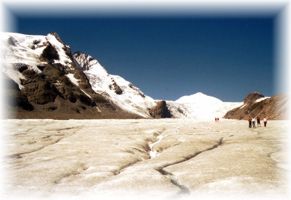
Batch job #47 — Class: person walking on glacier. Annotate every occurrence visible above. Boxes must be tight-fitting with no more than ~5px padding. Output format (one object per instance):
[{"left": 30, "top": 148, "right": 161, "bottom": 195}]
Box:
[
  {"left": 248, "top": 116, "right": 252, "bottom": 128},
  {"left": 257, "top": 116, "right": 261, "bottom": 127},
  {"left": 252, "top": 117, "right": 256, "bottom": 128},
  {"left": 263, "top": 117, "right": 268, "bottom": 127}
]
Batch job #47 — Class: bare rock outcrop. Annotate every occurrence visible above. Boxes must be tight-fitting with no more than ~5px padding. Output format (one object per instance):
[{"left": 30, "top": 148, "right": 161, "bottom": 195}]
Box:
[
  {"left": 224, "top": 92, "right": 288, "bottom": 120},
  {"left": 149, "top": 100, "right": 172, "bottom": 118}
]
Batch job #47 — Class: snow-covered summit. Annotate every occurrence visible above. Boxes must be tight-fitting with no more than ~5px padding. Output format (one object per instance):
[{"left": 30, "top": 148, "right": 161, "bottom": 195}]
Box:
[
  {"left": 73, "top": 52, "right": 156, "bottom": 118},
  {"left": 176, "top": 92, "right": 223, "bottom": 104},
  {"left": 169, "top": 92, "right": 242, "bottom": 120},
  {"left": 1, "top": 32, "right": 73, "bottom": 90}
]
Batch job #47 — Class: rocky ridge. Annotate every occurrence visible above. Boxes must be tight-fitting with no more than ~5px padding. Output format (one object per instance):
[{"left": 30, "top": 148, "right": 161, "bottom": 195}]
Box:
[{"left": 224, "top": 92, "right": 288, "bottom": 120}]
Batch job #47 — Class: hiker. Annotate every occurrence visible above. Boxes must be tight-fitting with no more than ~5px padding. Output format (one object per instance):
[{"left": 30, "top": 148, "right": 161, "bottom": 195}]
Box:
[
  {"left": 263, "top": 117, "right": 267, "bottom": 127},
  {"left": 257, "top": 116, "right": 261, "bottom": 127},
  {"left": 248, "top": 116, "right": 252, "bottom": 128},
  {"left": 252, "top": 117, "right": 256, "bottom": 128}
]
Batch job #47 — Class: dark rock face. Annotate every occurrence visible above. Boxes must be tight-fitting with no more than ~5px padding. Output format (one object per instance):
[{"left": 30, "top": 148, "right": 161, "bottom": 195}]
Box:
[
  {"left": 149, "top": 101, "right": 172, "bottom": 118},
  {"left": 4, "top": 74, "right": 34, "bottom": 111},
  {"left": 243, "top": 92, "right": 264, "bottom": 104},
  {"left": 41, "top": 43, "right": 59, "bottom": 62},
  {"left": 224, "top": 92, "right": 287, "bottom": 120}
]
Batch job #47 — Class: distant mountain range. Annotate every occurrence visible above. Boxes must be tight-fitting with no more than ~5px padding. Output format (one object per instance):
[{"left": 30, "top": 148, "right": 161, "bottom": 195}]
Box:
[{"left": 1, "top": 32, "right": 287, "bottom": 120}]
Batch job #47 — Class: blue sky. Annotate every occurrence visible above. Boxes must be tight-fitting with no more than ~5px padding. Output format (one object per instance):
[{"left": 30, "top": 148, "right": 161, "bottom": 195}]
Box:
[{"left": 13, "top": 14, "right": 277, "bottom": 101}]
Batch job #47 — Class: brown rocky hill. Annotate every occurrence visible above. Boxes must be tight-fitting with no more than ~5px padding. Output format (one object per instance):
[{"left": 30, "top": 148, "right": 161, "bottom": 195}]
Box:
[
  {"left": 224, "top": 92, "right": 288, "bottom": 120},
  {"left": 149, "top": 100, "right": 172, "bottom": 118}
]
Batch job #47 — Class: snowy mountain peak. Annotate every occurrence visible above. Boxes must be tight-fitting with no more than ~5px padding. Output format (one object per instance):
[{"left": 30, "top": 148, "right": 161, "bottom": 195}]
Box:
[
  {"left": 176, "top": 92, "right": 222, "bottom": 104},
  {"left": 1, "top": 32, "right": 75, "bottom": 90},
  {"left": 170, "top": 92, "right": 242, "bottom": 120}
]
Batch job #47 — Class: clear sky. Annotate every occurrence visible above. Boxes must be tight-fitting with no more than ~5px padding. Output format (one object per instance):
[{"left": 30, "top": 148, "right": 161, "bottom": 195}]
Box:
[{"left": 13, "top": 13, "right": 276, "bottom": 101}]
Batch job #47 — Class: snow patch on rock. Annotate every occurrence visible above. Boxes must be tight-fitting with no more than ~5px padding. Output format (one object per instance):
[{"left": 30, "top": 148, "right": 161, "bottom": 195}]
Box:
[{"left": 255, "top": 97, "right": 270, "bottom": 103}]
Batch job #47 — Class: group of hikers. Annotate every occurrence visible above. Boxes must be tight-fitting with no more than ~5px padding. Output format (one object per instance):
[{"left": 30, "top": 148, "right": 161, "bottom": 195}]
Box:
[
  {"left": 213, "top": 116, "right": 268, "bottom": 128},
  {"left": 248, "top": 116, "right": 267, "bottom": 128}
]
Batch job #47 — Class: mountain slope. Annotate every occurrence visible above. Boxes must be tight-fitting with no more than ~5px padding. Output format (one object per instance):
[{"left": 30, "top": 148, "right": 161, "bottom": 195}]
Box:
[
  {"left": 224, "top": 92, "right": 288, "bottom": 120},
  {"left": 73, "top": 52, "right": 157, "bottom": 118},
  {"left": 1, "top": 32, "right": 140, "bottom": 119}
]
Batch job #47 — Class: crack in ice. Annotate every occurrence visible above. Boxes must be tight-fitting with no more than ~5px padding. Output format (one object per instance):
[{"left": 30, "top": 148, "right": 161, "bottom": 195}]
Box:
[
  {"left": 112, "top": 159, "right": 142, "bottom": 176},
  {"left": 155, "top": 137, "right": 224, "bottom": 194},
  {"left": 8, "top": 127, "right": 82, "bottom": 159},
  {"left": 54, "top": 163, "right": 88, "bottom": 184}
]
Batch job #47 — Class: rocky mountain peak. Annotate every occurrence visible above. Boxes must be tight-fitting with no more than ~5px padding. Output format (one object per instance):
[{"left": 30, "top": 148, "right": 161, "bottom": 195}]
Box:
[
  {"left": 224, "top": 92, "right": 287, "bottom": 120},
  {"left": 49, "top": 32, "right": 64, "bottom": 44},
  {"left": 243, "top": 92, "right": 265, "bottom": 104}
]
